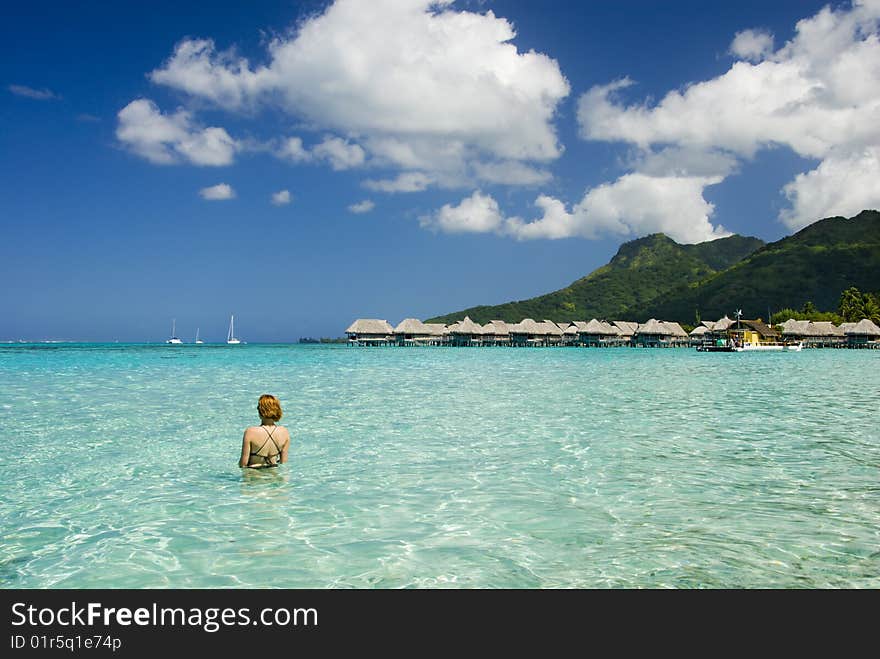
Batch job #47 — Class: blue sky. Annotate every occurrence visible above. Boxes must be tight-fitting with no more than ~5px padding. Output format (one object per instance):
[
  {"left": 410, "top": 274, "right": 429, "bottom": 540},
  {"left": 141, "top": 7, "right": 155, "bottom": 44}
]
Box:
[{"left": 3, "top": 0, "right": 879, "bottom": 341}]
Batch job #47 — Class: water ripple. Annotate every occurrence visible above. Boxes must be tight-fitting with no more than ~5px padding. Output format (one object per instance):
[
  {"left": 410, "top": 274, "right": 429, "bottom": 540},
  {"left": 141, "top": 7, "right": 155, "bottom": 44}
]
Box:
[{"left": 1, "top": 344, "right": 878, "bottom": 587}]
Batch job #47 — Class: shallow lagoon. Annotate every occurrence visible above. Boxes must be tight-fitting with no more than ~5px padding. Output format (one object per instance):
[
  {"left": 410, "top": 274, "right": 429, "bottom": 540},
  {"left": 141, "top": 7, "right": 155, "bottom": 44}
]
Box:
[{"left": 1, "top": 344, "right": 878, "bottom": 588}]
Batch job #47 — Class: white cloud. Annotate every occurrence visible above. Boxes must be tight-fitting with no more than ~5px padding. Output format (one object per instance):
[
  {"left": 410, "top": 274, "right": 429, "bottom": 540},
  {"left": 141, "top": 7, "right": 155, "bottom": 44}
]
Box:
[
  {"left": 8, "top": 84, "right": 59, "bottom": 100},
  {"left": 472, "top": 161, "right": 552, "bottom": 185},
  {"left": 572, "top": 174, "right": 728, "bottom": 243},
  {"left": 199, "top": 183, "right": 235, "bottom": 200},
  {"left": 176, "top": 127, "right": 238, "bottom": 166},
  {"left": 277, "top": 136, "right": 311, "bottom": 162},
  {"left": 627, "top": 146, "right": 739, "bottom": 178},
  {"left": 506, "top": 174, "right": 729, "bottom": 243},
  {"left": 311, "top": 136, "right": 365, "bottom": 170},
  {"left": 148, "top": 0, "right": 569, "bottom": 184},
  {"left": 271, "top": 189, "right": 291, "bottom": 205},
  {"left": 780, "top": 146, "right": 880, "bottom": 229},
  {"left": 730, "top": 29, "right": 774, "bottom": 62},
  {"left": 348, "top": 199, "right": 375, "bottom": 214},
  {"left": 424, "top": 175, "right": 729, "bottom": 244},
  {"left": 363, "top": 172, "right": 433, "bottom": 193},
  {"left": 420, "top": 190, "right": 507, "bottom": 234},
  {"left": 577, "top": 1, "right": 880, "bottom": 229},
  {"left": 503, "top": 195, "right": 574, "bottom": 240},
  {"left": 116, "top": 99, "right": 236, "bottom": 165},
  {"left": 149, "top": 38, "right": 272, "bottom": 110}
]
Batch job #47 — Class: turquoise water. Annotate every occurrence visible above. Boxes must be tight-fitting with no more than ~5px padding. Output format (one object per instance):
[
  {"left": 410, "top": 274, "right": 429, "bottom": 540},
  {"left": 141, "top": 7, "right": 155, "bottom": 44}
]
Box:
[{"left": 1, "top": 343, "right": 878, "bottom": 588}]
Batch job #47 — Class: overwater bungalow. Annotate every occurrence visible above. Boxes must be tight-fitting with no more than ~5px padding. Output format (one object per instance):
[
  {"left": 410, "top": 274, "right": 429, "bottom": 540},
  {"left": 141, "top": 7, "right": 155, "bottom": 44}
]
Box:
[
  {"left": 541, "top": 320, "right": 565, "bottom": 346},
  {"left": 394, "top": 318, "right": 446, "bottom": 346},
  {"left": 663, "top": 321, "right": 690, "bottom": 347},
  {"left": 634, "top": 318, "right": 673, "bottom": 347},
  {"left": 346, "top": 319, "right": 395, "bottom": 346},
  {"left": 844, "top": 318, "right": 880, "bottom": 347},
  {"left": 577, "top": 319, "right": 619, "bottom": 347},
  {"left": 448, "top": 316, "right": 484, "bottom": 346},
  {"left": 509, "top": 318, "right": 544, "bottom": 346},
  {"left": 689, "top": 324, "right": 711, "bottom": 347},
  {"left": 482, "top": 320, "right": 511, "bottom": 346},
  {"left": 561, "top": 322, "right": 580, "bottom": 346},
  {"left": 346, "top": 313, "right": 876, "bottom": 349},
  {"left": 779, "top": 319, "right": 811, "bottom": 342},
  {"left": 612, "top": 321, "right": 638, "bottom": 344},
  {"left": 569, "top": 321, "right": 589, "bottom": 345},
  {"left": 698, "top": 315, "right": 736, "bottom": 347},
  {"left": 803, "top": 321, "right": 845, "bottom": 348},
  {"left": 425, "top": 323, "right": 449, "bottom": 344}
]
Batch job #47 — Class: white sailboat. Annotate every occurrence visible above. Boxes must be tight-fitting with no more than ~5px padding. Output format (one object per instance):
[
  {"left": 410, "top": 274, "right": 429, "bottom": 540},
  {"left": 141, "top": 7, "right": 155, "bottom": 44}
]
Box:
[
  {"left": 195, "top": 328, "right": 204, "bottom": 344},
  {"left": 226, "top": 315, "right": 241, "bottom": 344},
  {"left": 166, "top": 319, "right": 183, "bottom": 344}
]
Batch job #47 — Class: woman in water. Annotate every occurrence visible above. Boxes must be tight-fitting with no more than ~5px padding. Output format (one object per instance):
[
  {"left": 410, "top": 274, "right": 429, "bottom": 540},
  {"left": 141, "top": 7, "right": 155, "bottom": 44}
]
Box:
[{"left": 239, "top": 394, "right": 291, "bottom": 468}]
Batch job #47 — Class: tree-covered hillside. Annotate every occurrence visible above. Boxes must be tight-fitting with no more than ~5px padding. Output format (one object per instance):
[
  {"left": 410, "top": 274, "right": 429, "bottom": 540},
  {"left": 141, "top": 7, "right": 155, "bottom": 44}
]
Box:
[
  {"left": 645, "top": 210, "right": 880, "bottom": 321},
  {"left": 427, "top": 234, "right": 764, "bottom": 324},
  {"left": 427, "top": 210, "right": 879, "bottom": 325}
]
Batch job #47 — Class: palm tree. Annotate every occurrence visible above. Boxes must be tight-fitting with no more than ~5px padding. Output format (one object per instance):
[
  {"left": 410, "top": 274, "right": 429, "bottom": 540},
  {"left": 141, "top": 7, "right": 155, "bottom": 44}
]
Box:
[
  {"left": 862, "top": 295, "right": 880, "bottom": 325},
  {"left": 838, "top": 287, "right": 864, "bottom": 322}
]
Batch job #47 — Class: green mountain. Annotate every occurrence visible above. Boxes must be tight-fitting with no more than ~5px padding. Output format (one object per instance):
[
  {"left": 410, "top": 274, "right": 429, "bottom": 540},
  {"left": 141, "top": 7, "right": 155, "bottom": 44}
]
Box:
[
  {"left": 427, "top": 209, "right": 880, "bottom": 325},
  {"left": 645, "top": 209, "right": 880, "bottom": 321},
  {"left": 427, "top": 233, "right": 765, "bottom": 324}
]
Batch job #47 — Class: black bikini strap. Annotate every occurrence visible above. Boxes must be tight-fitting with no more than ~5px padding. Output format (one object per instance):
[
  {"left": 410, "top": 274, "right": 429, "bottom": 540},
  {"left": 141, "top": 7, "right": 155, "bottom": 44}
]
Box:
[{"left": 253, "top": 426, "right": 277, "bottom": 456}]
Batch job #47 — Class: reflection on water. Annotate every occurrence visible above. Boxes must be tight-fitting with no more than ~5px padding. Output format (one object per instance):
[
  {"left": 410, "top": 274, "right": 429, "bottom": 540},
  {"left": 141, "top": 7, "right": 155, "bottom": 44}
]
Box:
[{"left": 240, "top": 466, "right": 291, "bottom": 493}]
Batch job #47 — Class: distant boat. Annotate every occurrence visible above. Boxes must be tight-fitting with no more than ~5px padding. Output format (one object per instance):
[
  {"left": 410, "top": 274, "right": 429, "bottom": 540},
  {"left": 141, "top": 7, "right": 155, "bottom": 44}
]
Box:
[
  {"left": 227, "top": 315, "right": 241, "bottom": 345},
  {"left": 166, "top": 319, "right": 183, "bottom": 344},
  {"left": 733, "top": 341, "right": 802, "bottom": 352},
  {"left": 698, "top": 310, "right": 803, "bottom": 352},
  {"left": 195, "top": 328, "right": 204, "bottom": 344}
]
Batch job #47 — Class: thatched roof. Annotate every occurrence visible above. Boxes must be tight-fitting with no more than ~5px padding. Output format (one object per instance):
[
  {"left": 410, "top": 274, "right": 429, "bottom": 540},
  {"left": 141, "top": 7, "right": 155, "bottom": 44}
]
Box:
[
  {"left": 662, "top": 321, "right": 689, "bottom": 337},
  {"left": 701, "top": 321, "right": 716, "bottom": 330},
  {"left": 541, "top": 320, "right": 564, "bottom": 336},
  {"left": 613, "top": 321, "right": 638, "bottom": 336},
  {"left": 780, "top": 319, "right": 811, "bottom": 335},
  {"left": 839, "top": 322, "right": 856, "bottom": 334},
  {"left": 690, "top": 325, "right": 710, "bottom": 336},
  {"left": 511, "top": 318, "right": 543, "bottom": 334},
  {"left": 580, "top": 318, "right": 617, "bottom": 335},
  {"left": 846, "top": 318, "right": 880, "bottom": 336},
  {"left": 423, "top": 323, "right": 448, "bottom": 336},
  {"left": 450, "top": 316, "right": 483, "bottom": 335},
  {"left": 346, "top": 319, "right": 394, "bottom": 334},
  {"left": 738, "top": 319, "right": 778, "bottom": 338},
  {"left": 562, "top": 323, "right": 579, "bottom": 335},
  {"left": 713, "top": 315, "right": 733, "bottom": 331},
  {"left": 637, "top": 318, "right": 668, "bottom": 335},
  {"left": 483, "top": 320, "right": 510, "bottom": 336},
  {"left": 806, "top": 321, "right": 844, "bottom": 337},
  {"left": 394, "top": 318, "right": 429, "bottom": 334}
]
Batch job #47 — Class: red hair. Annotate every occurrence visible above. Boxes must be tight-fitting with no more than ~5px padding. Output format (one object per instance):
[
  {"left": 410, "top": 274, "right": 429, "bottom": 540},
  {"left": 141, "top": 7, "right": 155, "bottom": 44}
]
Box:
[{"left": 257, "top": 394, "right": 282, "bottom": 421}]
